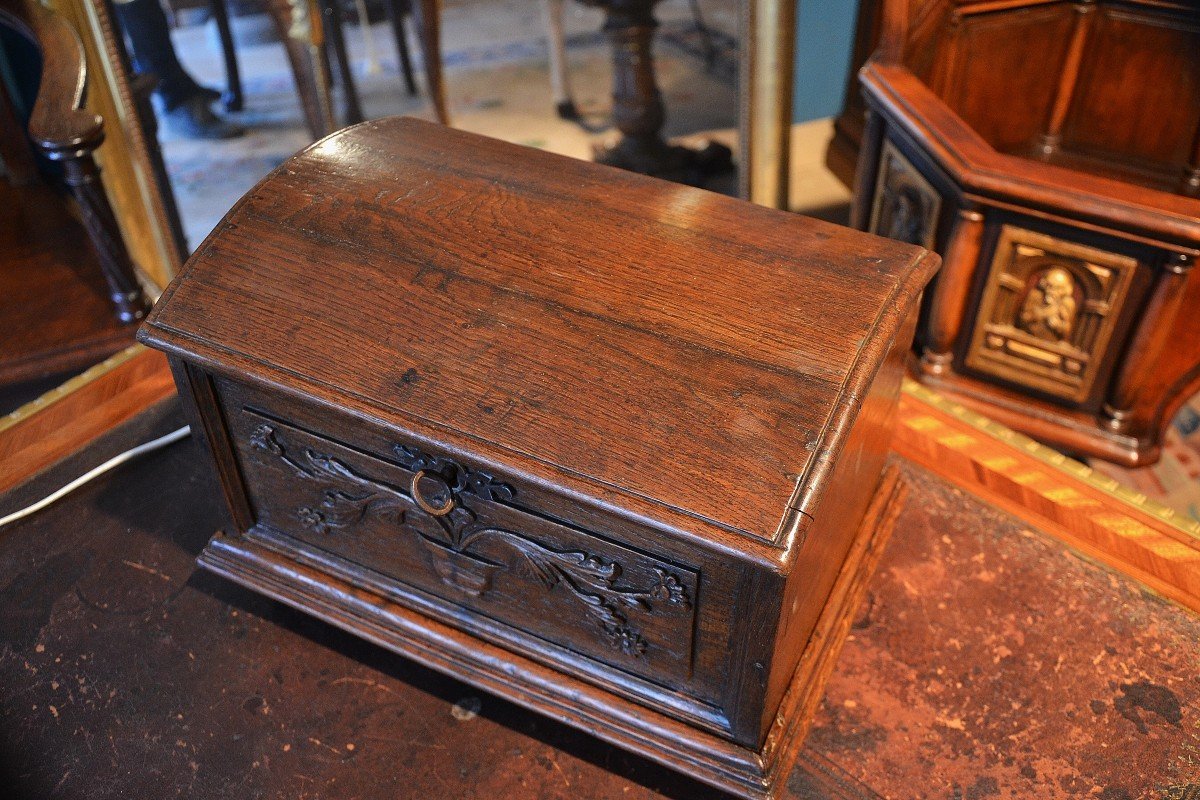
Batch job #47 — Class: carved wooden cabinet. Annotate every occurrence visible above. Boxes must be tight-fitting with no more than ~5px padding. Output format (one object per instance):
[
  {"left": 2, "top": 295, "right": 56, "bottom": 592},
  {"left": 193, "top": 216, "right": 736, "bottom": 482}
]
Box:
[
  {"left": 139, "top": 118, "right": 937, "bottom": 799},
  {"left": 853, "top": 0, "right": 1200, "bottom": 466}
]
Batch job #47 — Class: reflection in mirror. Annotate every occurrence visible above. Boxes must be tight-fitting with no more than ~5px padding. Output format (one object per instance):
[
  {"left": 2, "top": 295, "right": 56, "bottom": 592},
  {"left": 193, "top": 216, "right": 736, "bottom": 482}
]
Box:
[
  {"left": 150, "top": 0, "right": 743, "bottom": 246},
  {"left": 1, "top": 0, "right": 166, "bottom": 414},
  {"left": 837, "top": 0, "right": 1200, "bottom": 530}
]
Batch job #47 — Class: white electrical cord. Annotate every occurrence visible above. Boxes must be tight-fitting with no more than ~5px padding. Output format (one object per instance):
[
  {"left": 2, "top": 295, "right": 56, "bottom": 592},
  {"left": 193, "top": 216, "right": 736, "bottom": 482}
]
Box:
[{"left": 0, "top": 426, "right": 191, "bottom": 530}]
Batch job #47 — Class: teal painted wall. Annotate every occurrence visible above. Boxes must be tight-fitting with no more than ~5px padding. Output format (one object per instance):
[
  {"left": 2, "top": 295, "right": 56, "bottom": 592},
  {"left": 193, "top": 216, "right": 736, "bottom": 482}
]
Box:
[{"left": 792, "top": 0, "right": 861, "bottom": 122}]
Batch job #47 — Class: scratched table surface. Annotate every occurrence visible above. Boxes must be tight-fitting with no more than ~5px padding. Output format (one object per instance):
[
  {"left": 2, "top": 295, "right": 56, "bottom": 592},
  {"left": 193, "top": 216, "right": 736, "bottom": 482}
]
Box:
[{"left": 1, "top": 399, "right": 1197, "bottom": 800}]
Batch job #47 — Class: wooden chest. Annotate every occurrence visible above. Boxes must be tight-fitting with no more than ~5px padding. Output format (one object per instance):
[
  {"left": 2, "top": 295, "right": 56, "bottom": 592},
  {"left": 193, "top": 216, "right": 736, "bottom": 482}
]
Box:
[{"left": 138, "top": 118, "right": 938, "bottom": 799}]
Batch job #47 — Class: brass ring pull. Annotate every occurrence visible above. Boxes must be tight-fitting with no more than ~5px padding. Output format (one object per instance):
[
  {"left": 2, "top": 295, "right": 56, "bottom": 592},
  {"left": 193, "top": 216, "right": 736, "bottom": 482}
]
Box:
[{"left": 410, "top": 469, "right": 455, "bottom": 516}]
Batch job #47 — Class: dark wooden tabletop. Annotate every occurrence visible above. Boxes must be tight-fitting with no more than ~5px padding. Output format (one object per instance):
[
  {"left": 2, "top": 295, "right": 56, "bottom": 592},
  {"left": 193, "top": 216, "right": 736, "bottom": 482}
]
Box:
[{"left": 1, "top": 398, "right": 1196, "bottom": 799}]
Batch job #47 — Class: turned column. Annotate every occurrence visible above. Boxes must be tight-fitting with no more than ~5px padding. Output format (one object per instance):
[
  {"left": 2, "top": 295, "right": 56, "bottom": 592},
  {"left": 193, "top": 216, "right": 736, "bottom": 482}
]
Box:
[
  {"left": 607, "top": 1, "right": 663, "bottom": 142},
  {"left": 920, "top": 208, "right": 985, "bottom": 374},
  {"left": 849, "top": 108, "right": 884, "bottom": 231},
  {"left": 1037, "top": 1, "right": 1095, "bottom": 156},
  {"left": 582, "top": 0, "right": 667, "bottom": 169},
  {"left": 1102, "top": 253, "right": 1195, "bottom": 433},
  {"left": 25, "top": 0, "right": 151, "bottom": 323},
  {"left": 60, "top": 155, "right": 151, "bottom": 323}
]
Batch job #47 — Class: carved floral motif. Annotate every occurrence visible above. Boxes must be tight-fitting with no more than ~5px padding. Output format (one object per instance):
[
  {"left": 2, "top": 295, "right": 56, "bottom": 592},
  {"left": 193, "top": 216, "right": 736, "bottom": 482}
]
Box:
[
  {"left": 650, "top": 568, "right": 690, "bottom": 606},
  {"left": 393, "top": 444, "right": 515, "bottom": 504},
  {"left": 248, "top": 425, "right": 692, "bottom": 658}
]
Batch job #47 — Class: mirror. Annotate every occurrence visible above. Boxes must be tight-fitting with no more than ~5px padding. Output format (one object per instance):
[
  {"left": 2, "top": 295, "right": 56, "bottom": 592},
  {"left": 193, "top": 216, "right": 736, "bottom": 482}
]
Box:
[{"left": 12, "top": 0, "right": 1197, "bottom": 577}]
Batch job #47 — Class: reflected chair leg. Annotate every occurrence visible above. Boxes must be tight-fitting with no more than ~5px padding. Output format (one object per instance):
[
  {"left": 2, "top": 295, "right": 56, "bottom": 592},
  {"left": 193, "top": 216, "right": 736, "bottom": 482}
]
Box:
[
  {"left": 541, "top": 0, "right": 577, "bottom": 120},
  {"left": 409, "top": 0, "right": 448, "bottom": 124},
  {"left": 208, "top": 0, "right": 244, "bottom": 111},
  {"left": 265, "top": 0, "right": 335, "bottom": 139},
  {"left": 318, "top": 0, "right": 364, "bottom": 124},
  {"left": 385, "top": 0, "right": 418, "bottom": 95}
]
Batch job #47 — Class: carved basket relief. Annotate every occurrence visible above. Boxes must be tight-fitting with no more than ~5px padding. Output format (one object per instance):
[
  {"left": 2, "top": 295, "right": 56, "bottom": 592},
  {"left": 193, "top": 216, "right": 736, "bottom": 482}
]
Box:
[
  {"left": 236, "top": 414, "right": 699, "bottom": 682},
  {"left": 868, "top": 139, "right": 942, "bottom": 250},
  {"left": 965, "top": 226, "right": 1137, "bottom": 403}
]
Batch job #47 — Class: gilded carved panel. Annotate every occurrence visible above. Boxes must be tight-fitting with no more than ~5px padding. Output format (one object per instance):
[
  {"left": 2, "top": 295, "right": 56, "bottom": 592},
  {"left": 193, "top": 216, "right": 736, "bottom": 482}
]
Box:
[
  {"left": 965, "top": 226, "right": 1137, "bottom": 404},
  {"left": 868, "top": 139, "right": 942, "bottom": 250}
]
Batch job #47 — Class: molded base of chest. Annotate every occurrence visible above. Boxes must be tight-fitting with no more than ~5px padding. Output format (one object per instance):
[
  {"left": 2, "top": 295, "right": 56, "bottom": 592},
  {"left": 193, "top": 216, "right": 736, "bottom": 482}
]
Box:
[{"left": 196, "top": 465, "right": 906, "bottom": 800}]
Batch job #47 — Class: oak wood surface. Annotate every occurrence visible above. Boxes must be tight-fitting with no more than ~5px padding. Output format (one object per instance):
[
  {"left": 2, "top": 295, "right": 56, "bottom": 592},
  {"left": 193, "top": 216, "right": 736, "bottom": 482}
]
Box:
[
  {"left": 142, "top": 117, "right": 938, "bottom": 549},
  {"left": 6, "top": 341, "right": 1197, "bottom": 643}
]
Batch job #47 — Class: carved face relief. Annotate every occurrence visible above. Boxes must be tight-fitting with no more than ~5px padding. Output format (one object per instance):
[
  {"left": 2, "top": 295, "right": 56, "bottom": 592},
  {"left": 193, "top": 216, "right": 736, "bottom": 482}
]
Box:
[
  {"left": 1017, "top": 267, "right": 1078, "bottom": 342},
  {"left": 869, "top": 140, "right": 942, "bottom": 250},
  {"left": 966, "top": 226, "right": 1137, "bottom": 404}
]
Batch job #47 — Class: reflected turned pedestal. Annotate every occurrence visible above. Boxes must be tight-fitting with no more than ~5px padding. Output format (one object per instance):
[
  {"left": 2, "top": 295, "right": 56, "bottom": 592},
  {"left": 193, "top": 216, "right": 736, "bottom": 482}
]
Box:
[{"left": 581, "top": 0, "right": 732, "bottom": 186}]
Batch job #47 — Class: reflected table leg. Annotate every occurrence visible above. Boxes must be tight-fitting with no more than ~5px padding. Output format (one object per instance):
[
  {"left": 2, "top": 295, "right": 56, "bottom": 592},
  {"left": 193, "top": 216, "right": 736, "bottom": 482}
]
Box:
[{"left": 580, "top": 0, "right": 732, "bottom": 185}]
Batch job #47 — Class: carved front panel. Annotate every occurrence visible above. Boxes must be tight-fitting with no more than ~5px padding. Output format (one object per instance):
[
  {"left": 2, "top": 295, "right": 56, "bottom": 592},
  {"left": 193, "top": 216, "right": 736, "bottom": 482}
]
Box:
[
  {"left": 230, "top": 410, "right": 699, "bottom": 687},
  {"left": 965, "top": 226, "right": 1137, "bottom": 403},
  {"left": 868, "top": 139, "right": 942, "bottom": 250}
]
